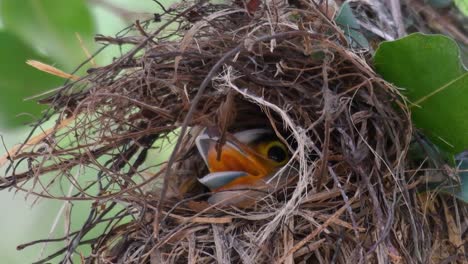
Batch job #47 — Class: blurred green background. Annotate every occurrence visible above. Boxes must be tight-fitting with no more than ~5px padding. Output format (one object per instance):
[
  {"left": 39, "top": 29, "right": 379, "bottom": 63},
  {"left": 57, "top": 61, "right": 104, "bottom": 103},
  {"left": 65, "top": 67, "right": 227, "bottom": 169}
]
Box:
[{"left": 0, "top": 0, "right": 170, "bottom": 262}]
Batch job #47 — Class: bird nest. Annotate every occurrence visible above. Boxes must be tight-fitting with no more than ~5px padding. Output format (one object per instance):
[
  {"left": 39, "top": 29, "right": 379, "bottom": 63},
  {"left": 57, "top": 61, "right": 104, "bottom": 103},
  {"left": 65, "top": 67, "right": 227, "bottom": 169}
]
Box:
[{"left": 1, "top": 1, "right": 465, "bottom": 263}]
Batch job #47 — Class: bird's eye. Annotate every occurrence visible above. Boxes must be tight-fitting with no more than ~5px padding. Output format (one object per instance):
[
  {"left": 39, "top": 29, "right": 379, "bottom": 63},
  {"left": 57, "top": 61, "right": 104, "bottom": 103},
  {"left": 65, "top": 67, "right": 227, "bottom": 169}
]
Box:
[{"left": 266, "top": 142, "right": 288, "bottom": 164}]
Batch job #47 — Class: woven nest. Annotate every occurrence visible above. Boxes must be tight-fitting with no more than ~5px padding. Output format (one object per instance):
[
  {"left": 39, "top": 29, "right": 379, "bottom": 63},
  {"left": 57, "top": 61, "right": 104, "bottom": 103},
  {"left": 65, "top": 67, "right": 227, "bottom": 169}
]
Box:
[{"left": 1, "top": 1, "right": 466, "bottom": 263}]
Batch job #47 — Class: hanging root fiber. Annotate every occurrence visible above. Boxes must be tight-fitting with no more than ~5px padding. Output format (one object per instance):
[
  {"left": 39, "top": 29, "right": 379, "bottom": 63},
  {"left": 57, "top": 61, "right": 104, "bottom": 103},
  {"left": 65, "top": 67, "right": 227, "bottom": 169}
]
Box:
[{"left": 1, "top": 0, "right": 466, "bottom": 263}]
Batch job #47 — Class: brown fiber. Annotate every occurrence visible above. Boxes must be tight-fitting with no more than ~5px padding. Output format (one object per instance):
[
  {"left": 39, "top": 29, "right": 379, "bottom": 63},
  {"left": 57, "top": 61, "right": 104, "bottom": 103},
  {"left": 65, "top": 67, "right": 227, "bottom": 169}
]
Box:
[{"left": 1, "top": 1, "right": 466, "bottom": 263}]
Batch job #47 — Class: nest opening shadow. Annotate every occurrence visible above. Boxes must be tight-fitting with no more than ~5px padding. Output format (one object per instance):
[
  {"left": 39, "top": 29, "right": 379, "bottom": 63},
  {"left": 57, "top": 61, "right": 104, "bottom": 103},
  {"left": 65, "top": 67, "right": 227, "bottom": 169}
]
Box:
[{"left": 3, "top": 2, "right": 461, "bottom": 264}]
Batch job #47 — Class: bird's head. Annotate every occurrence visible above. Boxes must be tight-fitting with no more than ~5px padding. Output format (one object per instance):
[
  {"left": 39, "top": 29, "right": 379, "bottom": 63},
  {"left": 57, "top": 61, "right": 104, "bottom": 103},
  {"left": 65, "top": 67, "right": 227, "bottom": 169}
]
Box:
[{"left": 195, "top": 128, "right": 290, "bottom": 205}]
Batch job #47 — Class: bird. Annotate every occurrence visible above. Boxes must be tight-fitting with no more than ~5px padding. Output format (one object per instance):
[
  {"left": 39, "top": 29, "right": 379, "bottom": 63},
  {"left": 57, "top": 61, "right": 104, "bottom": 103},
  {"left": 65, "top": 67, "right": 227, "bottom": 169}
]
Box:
[{"left": 195, "top": 127, "right": 290, "bottom": 206}]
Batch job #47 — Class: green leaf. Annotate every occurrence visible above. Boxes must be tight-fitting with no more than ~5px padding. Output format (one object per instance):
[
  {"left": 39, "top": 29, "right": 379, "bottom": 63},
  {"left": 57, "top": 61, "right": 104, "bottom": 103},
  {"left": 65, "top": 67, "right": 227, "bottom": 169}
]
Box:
[
  {"left": 1, "top": 0, "right": 95, "bottom": 70},
  {"left": 374, "top": 33, "right": 468, "bottom": 154},
  {"left": 0, "top": 31, "right": 62, "bottom": 127},
  {"left": 454, "top": 0, "right": 468, "bottom": 16},
  {"left": 335, "top": 1, "right": 369, "bottom": 49}
]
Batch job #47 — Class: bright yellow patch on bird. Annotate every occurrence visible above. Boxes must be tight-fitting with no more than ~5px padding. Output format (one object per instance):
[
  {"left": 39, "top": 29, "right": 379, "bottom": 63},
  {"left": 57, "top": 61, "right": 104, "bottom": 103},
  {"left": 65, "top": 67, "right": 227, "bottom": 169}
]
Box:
[{"left": 206, "top": 137, "right": 289, "bottom": 191}]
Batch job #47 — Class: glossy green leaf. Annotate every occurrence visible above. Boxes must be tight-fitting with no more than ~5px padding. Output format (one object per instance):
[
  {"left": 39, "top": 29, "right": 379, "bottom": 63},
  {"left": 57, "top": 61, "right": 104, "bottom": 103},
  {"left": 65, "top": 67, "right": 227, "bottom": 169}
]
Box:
[
  {"left": 0, "top": 31, "right": 62, "bottom": 127},
  {"left": 374, "top": 33, "right": 468, "bottom": 154},
  {"left": 335, "top": 1, "right": 369, "bottom": 49},
  {"left": 1, "top": 0, "right": 95, "bottom": 70}
]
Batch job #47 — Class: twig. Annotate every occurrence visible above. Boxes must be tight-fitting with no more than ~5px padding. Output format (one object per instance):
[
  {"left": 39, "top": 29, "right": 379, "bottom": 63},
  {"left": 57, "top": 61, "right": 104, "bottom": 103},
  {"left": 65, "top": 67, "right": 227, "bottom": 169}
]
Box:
[
  {"left": 277, "top": 193, "right": 359, "bottom": 263},
  {"left": 388, "top": 0, "right": 407, "bottom": 37}
]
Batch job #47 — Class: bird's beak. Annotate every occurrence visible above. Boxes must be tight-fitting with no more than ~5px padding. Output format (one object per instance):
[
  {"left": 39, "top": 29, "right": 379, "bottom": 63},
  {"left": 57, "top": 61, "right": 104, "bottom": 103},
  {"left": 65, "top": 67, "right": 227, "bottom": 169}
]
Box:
[{"left": 196, "top": 131, "right": 273, "bottom": 191}]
